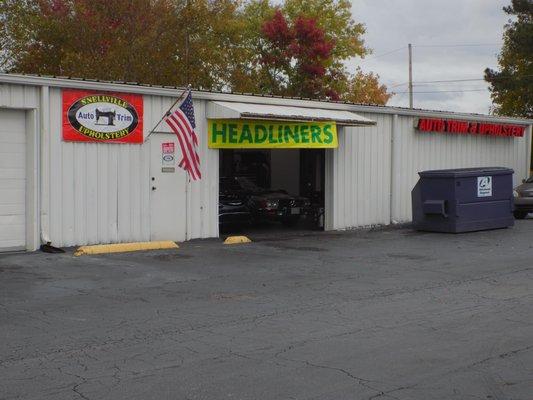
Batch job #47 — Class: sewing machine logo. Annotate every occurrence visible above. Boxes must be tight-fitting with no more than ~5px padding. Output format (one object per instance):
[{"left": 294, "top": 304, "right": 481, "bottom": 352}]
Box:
[
  {"left": 67, "top": 93, "right": 139, "bottom": 141},
  {"left": 95, "top": 108, "right": 117, "bottom": 126}
]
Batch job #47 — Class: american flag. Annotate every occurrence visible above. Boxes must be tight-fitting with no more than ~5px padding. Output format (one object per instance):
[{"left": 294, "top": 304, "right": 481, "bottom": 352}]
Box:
[{"left": 164, "top": 91, "right": 201, "bottom": 180}]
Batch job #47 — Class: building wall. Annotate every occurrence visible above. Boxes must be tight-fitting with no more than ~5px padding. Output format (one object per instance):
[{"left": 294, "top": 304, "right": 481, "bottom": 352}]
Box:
[
  {"left": 43, "top": 90, "right": 218, "bottom": 247},
  {"left": 0, "top": 76, "right": 532, "bottom": 249},
  {"left": 329, "top": 114, "right": 393, "bottom": 229},
  {"left": 330, "top": 112, "right": 531, "bottom": 230},
  {"left": 391, "top": 115, "right": 530, "bottom": 223}
]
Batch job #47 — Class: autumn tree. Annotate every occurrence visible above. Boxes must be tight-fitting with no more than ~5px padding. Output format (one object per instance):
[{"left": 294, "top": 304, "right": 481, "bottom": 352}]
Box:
[
  {"left": 341, "top": 69, "right": 391, "bottom": 105},
  {"left": 282, "top": 0, "right": 392, "bottom": 104},
  {"left": 258, "top": 10, "right": 335, "bottom": 98},
  {"left": 175, "top": 0, "right": 248, "bottom": 90},
  {"left": 0, "top": 0, "right": 247, "bottom": 89},
  {"left": 0, "top": 0, "right": 182, "bottom": 83},
  {"left": 233, "top": 0, "right": 391, "bottom": 104},
  {"left": 485, "top": 0, "right": 533, "bottom": 118},
  {"left": 0, "top": 0, "right": 391, "bottom": 103}
]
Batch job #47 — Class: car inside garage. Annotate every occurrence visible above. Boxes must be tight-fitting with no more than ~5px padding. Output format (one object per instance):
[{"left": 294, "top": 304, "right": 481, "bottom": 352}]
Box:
[{"left": 219, "top": 148, "right": 325, "bottom": 234}]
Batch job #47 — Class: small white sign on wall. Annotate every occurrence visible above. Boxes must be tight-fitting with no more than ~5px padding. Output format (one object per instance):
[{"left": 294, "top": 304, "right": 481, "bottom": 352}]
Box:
[
  {"left": 477, "top": 176, "right": 492, "bottom": 197},
  {"left": 161, "top": 142, "right": 176, "bottom": 172}
]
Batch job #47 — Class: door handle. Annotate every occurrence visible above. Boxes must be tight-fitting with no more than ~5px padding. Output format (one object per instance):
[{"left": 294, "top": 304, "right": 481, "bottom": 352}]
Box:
[{"left": 152, "top": 186, "right": 157, "bottom": 191}]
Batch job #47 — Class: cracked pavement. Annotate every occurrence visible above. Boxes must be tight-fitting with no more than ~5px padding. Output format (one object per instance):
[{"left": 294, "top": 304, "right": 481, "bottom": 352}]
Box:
[{"left": 1, "top": 221, "right": 533, "bottom": 400}]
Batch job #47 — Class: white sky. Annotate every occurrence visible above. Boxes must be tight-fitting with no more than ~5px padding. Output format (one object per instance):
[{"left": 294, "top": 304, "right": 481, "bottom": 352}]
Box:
[{"left": 348, "top": 0, "right": 511, "bottom": 114}]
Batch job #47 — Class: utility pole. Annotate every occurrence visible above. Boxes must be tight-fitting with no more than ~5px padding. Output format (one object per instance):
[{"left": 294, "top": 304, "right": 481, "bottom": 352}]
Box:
[
  {"left": 408, "top": 43, "right": 413, "bottom": 109},
  {"left": 185, "top": 0, "right": 190, "bottom": 85}
]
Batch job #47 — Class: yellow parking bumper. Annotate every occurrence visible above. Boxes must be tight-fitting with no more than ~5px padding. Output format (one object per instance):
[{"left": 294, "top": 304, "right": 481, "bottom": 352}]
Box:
[
  {"left": 223, "top": 236, "right": 252, "bottom": 245},
  {"left": 74, "top": 241, "right": 179, "bottom": 256}
]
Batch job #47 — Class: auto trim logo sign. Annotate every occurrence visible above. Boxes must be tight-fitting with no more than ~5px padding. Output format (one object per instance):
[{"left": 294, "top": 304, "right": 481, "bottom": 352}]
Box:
[{"left": 63, "top": 89, "right": 144, "bottom": 143}]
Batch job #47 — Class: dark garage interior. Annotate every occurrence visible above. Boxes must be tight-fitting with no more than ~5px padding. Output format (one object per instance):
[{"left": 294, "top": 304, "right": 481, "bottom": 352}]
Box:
[{"left": 219, "top": 148, "right": 326, "bottom": 234}]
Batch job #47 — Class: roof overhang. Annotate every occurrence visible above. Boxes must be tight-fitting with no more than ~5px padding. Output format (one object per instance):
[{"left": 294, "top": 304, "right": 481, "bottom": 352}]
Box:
[{"left": 207, "top": 101, "right": 376, "bottom": 127}]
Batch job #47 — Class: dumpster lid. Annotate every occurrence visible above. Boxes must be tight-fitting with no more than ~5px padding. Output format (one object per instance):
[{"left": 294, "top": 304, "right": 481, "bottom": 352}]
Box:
[{"left": 419, "top": 167, "right": 514, "bottom": 178}]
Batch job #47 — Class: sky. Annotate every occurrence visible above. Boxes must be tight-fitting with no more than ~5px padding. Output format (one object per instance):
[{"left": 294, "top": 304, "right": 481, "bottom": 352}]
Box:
[{"left": 348, "top": 0, "right": 511, "bottom": 114}]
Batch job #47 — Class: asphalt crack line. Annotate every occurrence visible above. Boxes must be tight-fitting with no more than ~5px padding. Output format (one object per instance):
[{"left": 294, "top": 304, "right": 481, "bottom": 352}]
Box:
[
  {"left": 470, "top": 344, "right": 533, "bottom": 368},
  {"left": 275, "top": 352, "right": 394, "bottom": 399},
  {"left": 367, "top": 384, "right": 418, "bottom": 400}
]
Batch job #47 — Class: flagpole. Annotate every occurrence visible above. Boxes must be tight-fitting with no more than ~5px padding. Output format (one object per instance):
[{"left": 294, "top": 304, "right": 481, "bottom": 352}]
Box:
[{"left": 145, "top": 84, "right": 191, "bottom": 141}]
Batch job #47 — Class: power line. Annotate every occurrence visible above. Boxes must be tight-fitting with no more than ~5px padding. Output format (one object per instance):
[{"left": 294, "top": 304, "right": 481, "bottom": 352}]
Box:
[
  {"left": 389, "top": 81, "right": 409, "bottom": 88},
  {"left": 392, "top": 80, "right": 485, "bottom": 88},
  {"left": 394, "top": 89, "right": 488, "bottom": 94},
  {"left": 413, "top": 43, "right": 501, "bottom": 48},
  {"left": 414, "top": 79, "right": 487, "bottom": 85},
  {"left": 389, "top": 74, "right": 533, "bottom": 88},
  {"left": 390, "top": 79, "right": 486, "bottom": 88},
  {"left": 359, "top": 43, "right": 500, "bottom": 66},
  {"left": 358, "top": 46, "right": 406, "bottom": 63}
]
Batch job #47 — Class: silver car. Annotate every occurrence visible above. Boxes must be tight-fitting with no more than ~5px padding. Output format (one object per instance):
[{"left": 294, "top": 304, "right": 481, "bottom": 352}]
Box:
[{"left": 514, "top": 176, "right": 533, "bottom": 219}]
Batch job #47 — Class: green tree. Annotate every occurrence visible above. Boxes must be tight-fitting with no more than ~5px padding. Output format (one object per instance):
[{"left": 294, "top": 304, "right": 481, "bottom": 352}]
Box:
[{"left": 485, "top": 0, "right": 533, "bottom": 118}]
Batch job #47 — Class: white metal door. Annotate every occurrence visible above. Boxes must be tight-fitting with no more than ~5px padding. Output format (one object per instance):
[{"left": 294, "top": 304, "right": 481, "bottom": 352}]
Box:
[
  {"left": 149, "top": 133, "right": 187, "bottom": 241},
  {"left": 0, "top": 109, "right": 26, "bottom": 251}
]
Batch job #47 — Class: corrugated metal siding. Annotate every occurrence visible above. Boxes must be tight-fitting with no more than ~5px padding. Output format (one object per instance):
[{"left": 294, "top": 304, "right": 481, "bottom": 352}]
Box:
[
  {"left": 331, "top": 113, "right": 392, "bottom": 229},
  {"left": 46, "top": 90, "right": 218, "bottom": 247},
  {"left": 185, "top": 99, "right": 219, "bottom": 240},
  {"left": 391, "top": 115, "right": 530, "bottom": 223},
  {"left": 330, "top": 113, "right": 530, "bottom": 229},
  {"left": 1, "top": 78, "right": 532, "bottom": 246},
  {"left": 0, "top": 83, "right": 39, "bottom": 109},
  {"left": 47, "top": 88, "right": 151, "bottom": 246}
]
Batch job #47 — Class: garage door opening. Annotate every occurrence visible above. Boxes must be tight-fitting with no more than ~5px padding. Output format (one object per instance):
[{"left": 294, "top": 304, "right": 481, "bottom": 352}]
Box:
[{"left": 219, "top": 148, "right": 325, "bottom": 236}]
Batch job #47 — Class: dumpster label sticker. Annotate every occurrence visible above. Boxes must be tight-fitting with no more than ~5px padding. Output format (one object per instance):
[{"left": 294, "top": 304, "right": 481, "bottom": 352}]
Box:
[{"left": 477, "top": 176, "right": 493, "bottom": 197}]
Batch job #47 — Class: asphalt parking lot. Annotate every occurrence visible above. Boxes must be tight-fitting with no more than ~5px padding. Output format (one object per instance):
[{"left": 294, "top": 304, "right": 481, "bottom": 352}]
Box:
[{"left": 1, "top": 221, "right": 533, "bottom": 400}]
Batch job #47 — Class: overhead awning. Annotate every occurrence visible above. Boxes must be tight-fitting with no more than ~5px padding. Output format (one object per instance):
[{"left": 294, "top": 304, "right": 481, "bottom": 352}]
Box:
[{"left": 207, "top": 101, "right": 376, "bottom": 126}]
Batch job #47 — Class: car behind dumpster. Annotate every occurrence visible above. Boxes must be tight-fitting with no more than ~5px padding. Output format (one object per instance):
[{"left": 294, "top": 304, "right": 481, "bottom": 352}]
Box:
[{"left": 513, "top": 176, "right": 533, "bottom": 219}]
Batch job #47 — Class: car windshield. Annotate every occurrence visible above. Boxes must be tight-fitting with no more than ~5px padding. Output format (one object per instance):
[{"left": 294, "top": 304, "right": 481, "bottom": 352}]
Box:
[
  {"left": 220, "top": 177, "right": 265, "bottom": 193},
  {"left": 235, "top": 177, "right": 264, "bottom": 192}
]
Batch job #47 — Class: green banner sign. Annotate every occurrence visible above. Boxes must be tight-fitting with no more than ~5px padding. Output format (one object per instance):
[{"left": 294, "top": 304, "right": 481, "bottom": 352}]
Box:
[{"left": 208, "top": 119, "right": 338, "bottom": 149}]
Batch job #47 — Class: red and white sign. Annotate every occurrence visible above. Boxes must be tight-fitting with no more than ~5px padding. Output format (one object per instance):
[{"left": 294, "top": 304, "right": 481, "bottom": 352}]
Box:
[
  {"left": 161, "top": 142, "right": 176, "bottom": 169},
  {"left": 162, "top": 142, "right": 175, "bottom": 154},
  {"left": 62, "top": 89, "right": 144, "bottom": 143},
  {"left": 417, "top": 118, "right": 525, "bottom": 138}
]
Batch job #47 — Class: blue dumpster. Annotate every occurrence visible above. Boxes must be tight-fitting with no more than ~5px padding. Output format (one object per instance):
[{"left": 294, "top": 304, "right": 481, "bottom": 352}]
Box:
[{"left": 412, "top": 167, "right": 514, "bottom": 233}]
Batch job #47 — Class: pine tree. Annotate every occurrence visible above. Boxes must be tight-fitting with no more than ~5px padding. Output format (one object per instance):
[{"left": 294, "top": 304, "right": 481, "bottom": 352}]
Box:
[{"left": 485, "top": 0, "right": 533, "bottom": 117}]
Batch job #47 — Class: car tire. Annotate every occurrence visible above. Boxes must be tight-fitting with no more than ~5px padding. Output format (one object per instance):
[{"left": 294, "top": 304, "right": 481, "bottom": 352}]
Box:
[{"left": 514, "top": 210, "right": 528, "bottom": 219}]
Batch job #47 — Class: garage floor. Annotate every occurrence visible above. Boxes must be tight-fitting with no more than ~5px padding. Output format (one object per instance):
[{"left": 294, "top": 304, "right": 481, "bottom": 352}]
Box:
[
  {"left": 221, "top": 218, "right": 322, "bottom": 240},
  {"left": 1, "top": 220, "right": 533, "bottom": 399}
]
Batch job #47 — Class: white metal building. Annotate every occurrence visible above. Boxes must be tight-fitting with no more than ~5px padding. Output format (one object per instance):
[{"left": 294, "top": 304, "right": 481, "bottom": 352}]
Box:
[{"left": 0, "top": 74, "right": 531, "bottom": 251}]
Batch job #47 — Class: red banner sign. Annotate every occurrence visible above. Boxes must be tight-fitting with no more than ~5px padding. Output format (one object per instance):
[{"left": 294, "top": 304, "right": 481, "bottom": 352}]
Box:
[
  {"left": 63, "top": 89, "right": 144, "bottom": 143},
  {"left": 417, "top": 118, "right": 525, "bottom": 138}
]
